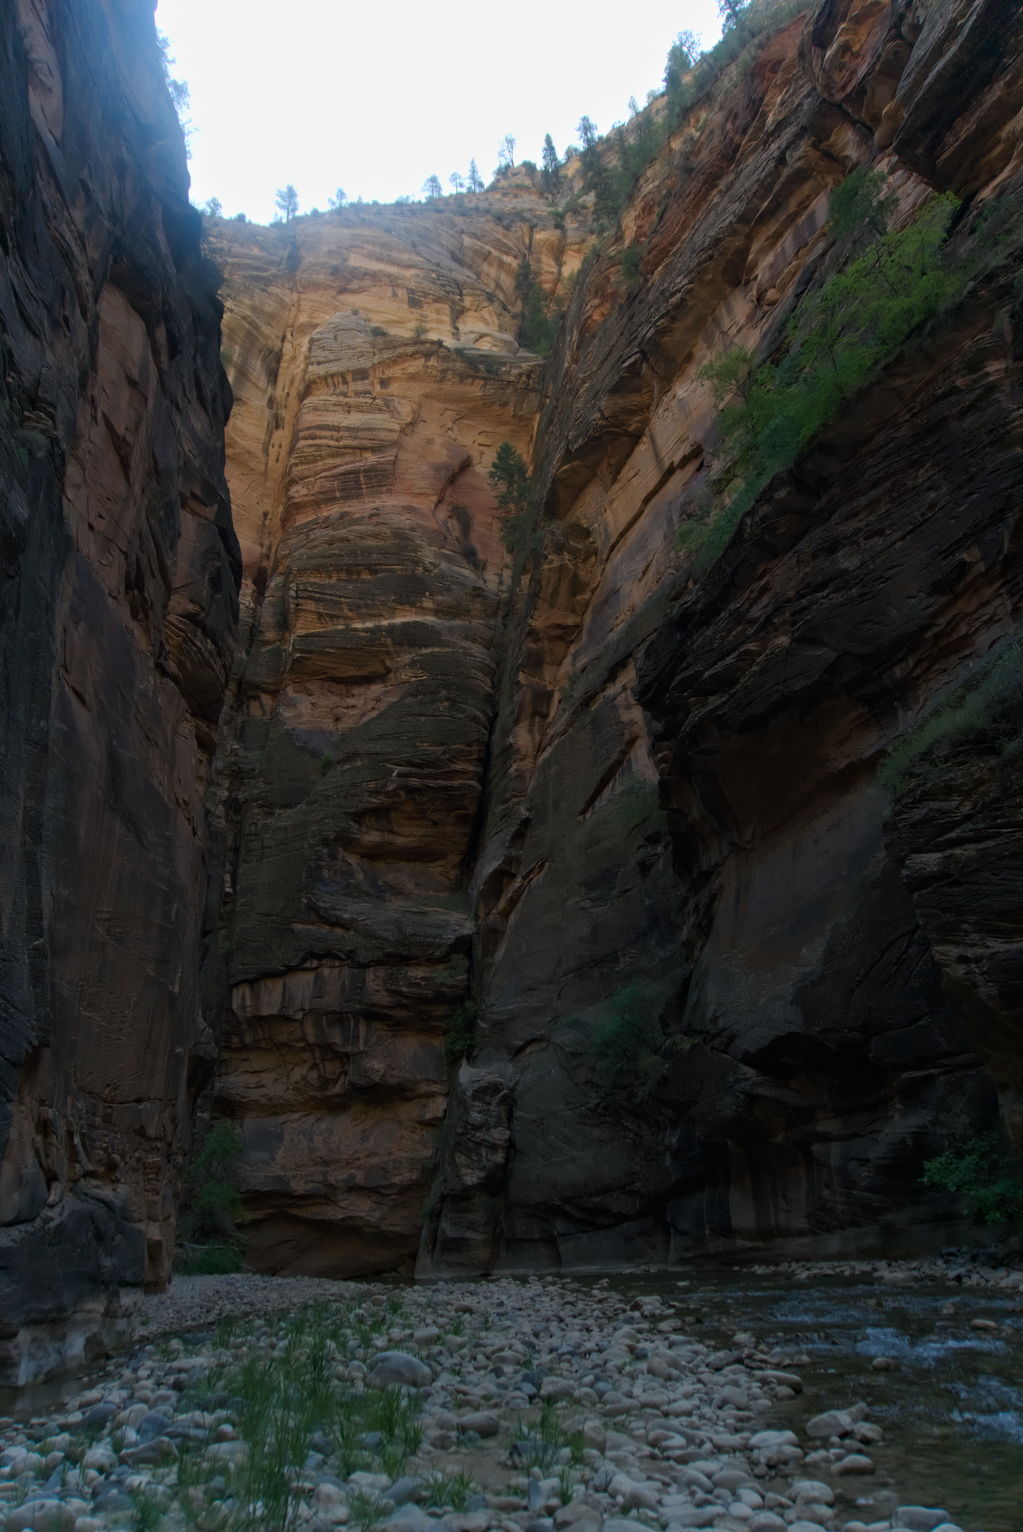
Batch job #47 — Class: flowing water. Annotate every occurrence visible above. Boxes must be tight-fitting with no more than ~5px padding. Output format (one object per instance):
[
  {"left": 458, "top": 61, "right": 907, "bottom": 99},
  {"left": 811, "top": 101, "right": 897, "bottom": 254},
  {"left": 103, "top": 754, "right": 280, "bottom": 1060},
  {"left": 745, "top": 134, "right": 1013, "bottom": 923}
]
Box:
[{"left": 614, "top": 1268, "right": 1023, "bottom": 1532}]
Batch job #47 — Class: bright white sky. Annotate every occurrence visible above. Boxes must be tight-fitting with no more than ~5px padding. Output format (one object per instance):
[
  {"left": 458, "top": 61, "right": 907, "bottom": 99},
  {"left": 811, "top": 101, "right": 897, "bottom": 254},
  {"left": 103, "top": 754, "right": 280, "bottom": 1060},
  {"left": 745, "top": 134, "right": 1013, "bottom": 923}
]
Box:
[{"left": 155, "top": 0, "right": 724, "bottom": 223}]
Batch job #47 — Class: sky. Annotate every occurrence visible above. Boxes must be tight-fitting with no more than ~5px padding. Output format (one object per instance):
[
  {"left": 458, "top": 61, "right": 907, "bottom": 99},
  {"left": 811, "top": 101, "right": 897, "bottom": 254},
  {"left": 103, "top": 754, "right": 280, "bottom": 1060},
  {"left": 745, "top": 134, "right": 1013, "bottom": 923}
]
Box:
[{"left": 155, "top": 0, "right": 725, "bottom": 224}]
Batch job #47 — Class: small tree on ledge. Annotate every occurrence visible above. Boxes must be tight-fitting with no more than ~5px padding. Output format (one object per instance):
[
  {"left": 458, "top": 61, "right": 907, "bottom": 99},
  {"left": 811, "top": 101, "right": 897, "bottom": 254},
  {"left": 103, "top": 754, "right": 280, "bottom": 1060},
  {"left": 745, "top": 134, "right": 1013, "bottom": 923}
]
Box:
[{"left": 274, "top": 183, "right": 299, "bottom": 222}]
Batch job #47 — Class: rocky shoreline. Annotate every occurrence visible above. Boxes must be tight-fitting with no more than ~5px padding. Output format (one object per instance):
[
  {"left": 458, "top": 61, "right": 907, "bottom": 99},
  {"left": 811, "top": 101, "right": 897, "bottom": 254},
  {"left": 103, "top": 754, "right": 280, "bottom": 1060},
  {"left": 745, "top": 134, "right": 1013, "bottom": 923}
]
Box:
[{"left": 2, "top": 1262, "right": 1020, "bottom": 1532}]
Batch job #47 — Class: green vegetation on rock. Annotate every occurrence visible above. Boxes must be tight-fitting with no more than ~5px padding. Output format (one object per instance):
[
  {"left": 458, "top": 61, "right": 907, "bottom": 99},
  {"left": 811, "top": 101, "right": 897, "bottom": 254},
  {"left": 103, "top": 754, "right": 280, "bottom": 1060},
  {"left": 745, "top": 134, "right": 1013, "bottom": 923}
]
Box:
[
  {"left": 514, "top": 1400, "right": 585, "bottom": 1472},
  {"left": 921, "top": 1135, "right": 1023, "bottom": 1227},
  {"left": 421, "top": 1469, "right": 479, "bottom": 1512},
  {"left": 592, "top": 982, "right": 664, "bottom": 1087},
  {"left": 515, "top": 257, "right": 562, "bottom": 356},
  {"left": 679, "top": 172, "right": 965, "bottom": 571},
  {"left": 175, "top": 1300, "right": 423, "bottom": 1532},
  {"left": 488, "top": 442, "right": 542, "bottom": 574},
  {"left": 177, "top": 1121, "right": 245, "bottom": 1274},
  {"left": 444, "top": 1001, "right": 477, "bottom": 1065},
  {"left": 880, "top": 639, "right": 1023, "bottom": 794},
  {"left": 574, "top": 0, "right": 809, "bottom": 234}
]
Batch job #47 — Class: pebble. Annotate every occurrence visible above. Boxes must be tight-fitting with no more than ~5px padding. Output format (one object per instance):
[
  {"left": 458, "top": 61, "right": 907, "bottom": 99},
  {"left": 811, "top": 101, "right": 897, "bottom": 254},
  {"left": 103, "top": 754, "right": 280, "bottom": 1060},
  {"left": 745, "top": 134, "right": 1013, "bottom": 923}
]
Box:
[{"left": 0, "top": 1266, "right": 1004, "bottom": 1532}]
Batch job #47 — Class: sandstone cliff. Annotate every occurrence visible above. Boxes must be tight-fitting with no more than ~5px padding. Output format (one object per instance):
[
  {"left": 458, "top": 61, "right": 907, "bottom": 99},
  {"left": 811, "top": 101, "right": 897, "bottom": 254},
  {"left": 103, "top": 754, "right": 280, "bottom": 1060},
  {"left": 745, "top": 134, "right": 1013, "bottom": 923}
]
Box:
[
  {"left": 204, "top": 200, "right": 589, "bottom": 1273},
  {"left": 9, "top": 0, "right": 1020, "bottom": 1396},
  {"left": 210, "top": 0, "right": 1023, "bottom": 1277},
  {"left": 423, "top": 0, "right": 1023, "bottom": 1270},
  {"left": 0, "top": 0, "right": 237, "bottom": 1382}
]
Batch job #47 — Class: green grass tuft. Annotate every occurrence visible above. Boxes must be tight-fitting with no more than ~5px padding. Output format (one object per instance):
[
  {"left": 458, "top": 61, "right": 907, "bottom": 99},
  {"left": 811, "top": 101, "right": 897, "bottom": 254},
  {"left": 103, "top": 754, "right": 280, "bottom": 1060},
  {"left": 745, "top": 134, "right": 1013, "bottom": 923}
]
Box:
[{"left": 880, "top": 640, "right": 1022, "bottom": 793}]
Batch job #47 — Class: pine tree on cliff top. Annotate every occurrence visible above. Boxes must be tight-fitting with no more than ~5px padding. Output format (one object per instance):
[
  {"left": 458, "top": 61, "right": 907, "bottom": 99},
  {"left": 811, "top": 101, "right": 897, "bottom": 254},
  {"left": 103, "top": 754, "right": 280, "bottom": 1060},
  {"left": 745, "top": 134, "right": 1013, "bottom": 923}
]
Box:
[
  {"left": 541, "top": 134, "right": 561, "bottom": 195},
  {"left": 274, "top": 184, "right": 299, "bottom": 222}
]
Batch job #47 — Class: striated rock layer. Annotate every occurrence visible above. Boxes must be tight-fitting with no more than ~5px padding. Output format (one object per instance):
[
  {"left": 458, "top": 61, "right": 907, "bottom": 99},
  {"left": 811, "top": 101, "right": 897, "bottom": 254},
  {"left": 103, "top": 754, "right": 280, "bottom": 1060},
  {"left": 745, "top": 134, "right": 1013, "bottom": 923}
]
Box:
[
  {"left": 212, "top": 0, "right": 1023, "bottom": 1275},
  {"left": 205, "top": 200, "right": 588, "bottom": 1272},
  {"left": 420, "top": 0, "right": 1023, "bottom": 1270},
  {"left": 0, "top": 0, "right": 237, "bottom": 1381}
]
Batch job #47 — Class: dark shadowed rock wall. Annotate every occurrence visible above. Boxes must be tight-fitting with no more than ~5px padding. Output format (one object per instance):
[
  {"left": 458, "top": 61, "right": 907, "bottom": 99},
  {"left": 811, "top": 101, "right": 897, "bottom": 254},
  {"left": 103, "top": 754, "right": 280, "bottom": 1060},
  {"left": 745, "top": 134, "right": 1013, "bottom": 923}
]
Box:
[
  {"left": 419, "top": 0, "right": 1023, "bottom": 1272},
  {"left": 0, "top": 0, "right": 237, "bottom": 1382}
]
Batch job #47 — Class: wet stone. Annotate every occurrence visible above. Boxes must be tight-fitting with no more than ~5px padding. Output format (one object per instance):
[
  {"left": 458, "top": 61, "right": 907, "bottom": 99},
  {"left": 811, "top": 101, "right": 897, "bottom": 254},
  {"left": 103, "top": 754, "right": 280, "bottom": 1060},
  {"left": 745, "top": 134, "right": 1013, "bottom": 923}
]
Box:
[{"left": 895, "top": 1510, "right": 951, "bottom": 1532}]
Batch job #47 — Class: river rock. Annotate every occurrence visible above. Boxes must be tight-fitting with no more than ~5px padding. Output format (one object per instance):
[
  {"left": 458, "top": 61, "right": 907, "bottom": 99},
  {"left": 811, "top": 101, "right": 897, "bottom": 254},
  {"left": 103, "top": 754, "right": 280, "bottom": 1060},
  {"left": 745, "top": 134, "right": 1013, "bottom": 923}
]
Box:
[
  {"left": 81, "top": 1446, "right": 117, "bottom": 1472},
  {"left": 136, "top": 1410, "right": 175, "bottom": 1441},
  {"left": 368, "top": 1353, "right": 433, "bottom": 1388},
  {"left": 458, "top": 1411, "right": 500, "bottom": 1437},
  {"left": 314, "top": 1483, "right": 346, "bottom": 1514},
  {"left": 387, "top": 1478, "right": 423, "bottom": 1507},
  {"left": 80, "top": 1404, "right": 118, "bottom": 1434},
  {"left": 749, "top": 1430, "right": 798, "bottom": 1451},
  {"left": 791, "top": 1482, "right": 834, "bottom": 1506},
  {"left": 805, "top": 1407, "right": 870, "bottom": 1438},
  {"left": 7, "top": 1502, "right": 77, "bottom": 1532},
  {"left": 895, "top": 1510, "right": 951, "bottom": 1532},
  {"left": 121, "top": 1436, "right": 178, "bottom": 1466},
  {"left": 620, "top": 1484, "right": 660, "bottom": 1513},
  {"left": 381, "top": 1506, "right": 430, "bottom": 1532},
  {"left": 834, "top": 1454, "right": 874, "bottom": 1475}
]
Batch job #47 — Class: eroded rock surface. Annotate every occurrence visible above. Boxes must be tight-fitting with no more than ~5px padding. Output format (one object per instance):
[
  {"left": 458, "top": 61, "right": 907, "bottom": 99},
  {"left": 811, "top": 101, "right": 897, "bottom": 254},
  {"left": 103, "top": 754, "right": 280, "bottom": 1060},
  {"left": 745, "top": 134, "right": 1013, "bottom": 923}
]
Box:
[
  {"left": 205, "top": 0, "right": 1023, "bottom": 1279},
  {"left": 0, "top": 0, "right": 237, "bottom": 1381},
  {"left": 205, "top": 200, "right": 588, "bottom": 1271},
  {"left": 421, "top": 0, "right": 1023, "bottom": 1270}
]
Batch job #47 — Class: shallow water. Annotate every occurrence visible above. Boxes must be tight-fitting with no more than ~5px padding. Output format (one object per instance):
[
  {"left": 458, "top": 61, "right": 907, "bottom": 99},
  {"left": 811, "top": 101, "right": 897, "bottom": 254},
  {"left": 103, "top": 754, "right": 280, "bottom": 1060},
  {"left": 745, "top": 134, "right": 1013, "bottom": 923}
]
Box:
[{"left": 610, "top": 1269, "right": 1023, "bottom": 1532}]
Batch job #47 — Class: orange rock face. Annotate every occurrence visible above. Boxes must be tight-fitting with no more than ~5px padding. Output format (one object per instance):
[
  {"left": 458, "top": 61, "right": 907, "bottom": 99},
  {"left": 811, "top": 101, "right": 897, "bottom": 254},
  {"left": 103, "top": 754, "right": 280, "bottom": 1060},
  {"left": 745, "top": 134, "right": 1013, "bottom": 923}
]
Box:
[
  {"left": 206, "top": 199, "right": 589, "bottom": 1272},
  {"left": 214, "top": 0, "right": 1023, "bottom": 1275}
]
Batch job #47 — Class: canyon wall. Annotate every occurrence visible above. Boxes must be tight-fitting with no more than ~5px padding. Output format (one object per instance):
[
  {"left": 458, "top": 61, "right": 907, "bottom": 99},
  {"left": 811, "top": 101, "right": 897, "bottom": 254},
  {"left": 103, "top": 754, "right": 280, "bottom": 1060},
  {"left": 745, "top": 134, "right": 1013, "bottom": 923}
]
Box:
[
  {"left": 205, "top": 201, "right": 588, "bottom": 1273},
  {"left": 422, "top": 0, "right": 1023, "bottom": 1270},
  {"left": 210, "top": 0, "right": 1023, "bottom": 1275},
  {"left": 0, "top": 0, "right": 237, "bottom": 1382},
  {"left": 8, "top": 0, "right": 1015, "bottom": 1335}
]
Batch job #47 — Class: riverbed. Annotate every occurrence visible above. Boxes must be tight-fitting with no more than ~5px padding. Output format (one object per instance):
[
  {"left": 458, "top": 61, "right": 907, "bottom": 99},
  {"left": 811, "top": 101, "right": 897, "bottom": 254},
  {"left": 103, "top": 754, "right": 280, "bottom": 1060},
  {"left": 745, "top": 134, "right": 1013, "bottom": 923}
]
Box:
[{"left": 0, "top": 1261, "right": 1019, "bottom": 1532}]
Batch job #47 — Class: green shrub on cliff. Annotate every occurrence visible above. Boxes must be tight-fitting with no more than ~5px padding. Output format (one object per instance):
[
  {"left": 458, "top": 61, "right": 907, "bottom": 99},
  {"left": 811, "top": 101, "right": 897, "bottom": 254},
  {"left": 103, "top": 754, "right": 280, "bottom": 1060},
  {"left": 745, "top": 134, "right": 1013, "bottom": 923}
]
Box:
[
  {"left": 593, "top": 983, "right": 663, "bottom": 1087},
  {"left": 515, "top": 258, "right": 562, "bottom": 355},
  {"left": 488, "top": 441, "right": 531, "bottom": 516},
  {"left": 921, "top": 1135, "right": 1023, "bottom": 1227},
  {"left": 488, "top": 441, "right": 543, "bottom": 574},
  {"left": 444, "top": 1002, "right": 477, "bottom": 1064},
  {"left": 177, "top": 1121, "right": 244, "bottom": 1273},
  {"left": 678, "top": 175, "right": 964, "bottom": 571},
  {"left": 880, "top": 639, "right": 1023, "bottom": 793}
]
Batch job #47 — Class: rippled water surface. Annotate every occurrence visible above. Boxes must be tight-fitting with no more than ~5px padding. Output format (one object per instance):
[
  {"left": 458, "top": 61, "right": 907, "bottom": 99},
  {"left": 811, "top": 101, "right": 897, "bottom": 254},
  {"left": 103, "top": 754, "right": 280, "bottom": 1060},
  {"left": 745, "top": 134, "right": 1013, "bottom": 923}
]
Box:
[{"left": 615, "top": 1269, "right": 1023, "bottom": 1532}]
